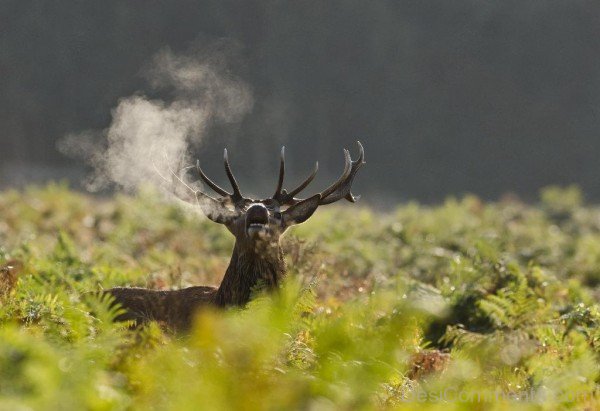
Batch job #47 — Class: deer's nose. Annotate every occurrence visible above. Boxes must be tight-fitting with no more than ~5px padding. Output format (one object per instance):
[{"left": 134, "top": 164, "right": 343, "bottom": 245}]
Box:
[
  {"left": 245, "top": 204, "right": 269, "bottom": 238},
  {"left": 246, "top": 204, "right": 269, "bottom": 226}
]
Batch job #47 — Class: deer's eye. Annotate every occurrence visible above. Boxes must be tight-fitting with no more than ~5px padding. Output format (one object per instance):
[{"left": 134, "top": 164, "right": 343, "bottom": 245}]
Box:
[{"left": 273, "top": 211, "right": 282, "bottom": 219}]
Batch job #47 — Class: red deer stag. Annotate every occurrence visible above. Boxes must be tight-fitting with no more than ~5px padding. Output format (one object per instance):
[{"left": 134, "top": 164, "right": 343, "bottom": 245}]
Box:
[{"left": 106, "top": 142, "right": 365, "bottom": 330}]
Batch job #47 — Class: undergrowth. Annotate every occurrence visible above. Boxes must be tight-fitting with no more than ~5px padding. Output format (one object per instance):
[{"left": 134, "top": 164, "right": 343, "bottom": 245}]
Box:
[{"left": 0, "top": 183, "right": 599, "bottom": 410}]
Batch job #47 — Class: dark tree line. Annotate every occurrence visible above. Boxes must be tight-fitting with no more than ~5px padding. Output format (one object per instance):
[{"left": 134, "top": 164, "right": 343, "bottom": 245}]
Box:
[{"left": 2, "top": 1, "right": 600, "bottom": 202}]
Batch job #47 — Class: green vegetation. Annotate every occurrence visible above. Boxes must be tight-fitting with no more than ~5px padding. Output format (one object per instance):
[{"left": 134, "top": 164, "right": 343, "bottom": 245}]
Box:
[{"left": 1, "top": 184, "right": 599, "bottom": 410}]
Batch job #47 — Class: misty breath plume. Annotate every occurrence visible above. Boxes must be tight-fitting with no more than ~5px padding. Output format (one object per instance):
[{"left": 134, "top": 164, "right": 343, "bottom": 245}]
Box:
[{"left": 60, "top": 46, "right": 253, "bottom": 195}]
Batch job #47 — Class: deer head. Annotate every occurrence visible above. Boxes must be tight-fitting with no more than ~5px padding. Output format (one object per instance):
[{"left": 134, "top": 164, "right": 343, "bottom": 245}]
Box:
[{"left": 167, "top": 141, "right": 366, "bottom": 249}]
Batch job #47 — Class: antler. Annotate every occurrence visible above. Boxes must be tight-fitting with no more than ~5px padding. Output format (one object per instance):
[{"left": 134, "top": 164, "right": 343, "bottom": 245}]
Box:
[
  {"left": 272, "top": 147, "right": 319, "bottom": 205},
  {"left": 195, "top": 149, "right": 248, "bottom": 208},
  {"left": 155, "top": 148, "right": 249, "bottom": 225},
  {"left": 272, "top": 141, "right": 365, "bottom": 207},
  {"left": 158, "top": 141, "right": 365, "bottom": 223}
]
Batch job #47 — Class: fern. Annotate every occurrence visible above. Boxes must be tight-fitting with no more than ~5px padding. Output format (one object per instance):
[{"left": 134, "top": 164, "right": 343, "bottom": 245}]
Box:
[
  {"left": 478, "top": 270, "right": 545, "bottom": 330},
  {"left": 0, "top": 185, "right": 599, "bottom": 409}
]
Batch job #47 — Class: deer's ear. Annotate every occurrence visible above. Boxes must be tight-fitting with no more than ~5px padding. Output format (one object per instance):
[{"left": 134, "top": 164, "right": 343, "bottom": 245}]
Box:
[
  {"left": 282, "top": 194, "right": 321, "bottom": 227},
  {"left": 196, "top": 192, "right": 239, "bottom": 225}
]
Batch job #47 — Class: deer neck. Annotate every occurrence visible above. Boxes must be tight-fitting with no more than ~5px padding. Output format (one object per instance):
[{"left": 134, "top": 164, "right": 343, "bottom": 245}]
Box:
[{"left": 214, "top": 239, "right": 286, "bottom": 307}]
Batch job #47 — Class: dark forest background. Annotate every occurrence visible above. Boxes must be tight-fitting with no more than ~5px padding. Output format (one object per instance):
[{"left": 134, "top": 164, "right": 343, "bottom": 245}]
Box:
[{"left": 2, "top": 1, "right": 600, "bottom": 203}]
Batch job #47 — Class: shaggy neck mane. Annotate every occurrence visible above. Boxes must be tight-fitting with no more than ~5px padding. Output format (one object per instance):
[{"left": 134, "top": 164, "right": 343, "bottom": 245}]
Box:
[{"left": 213, "top": 240, "right": 286, "bottom": 307}]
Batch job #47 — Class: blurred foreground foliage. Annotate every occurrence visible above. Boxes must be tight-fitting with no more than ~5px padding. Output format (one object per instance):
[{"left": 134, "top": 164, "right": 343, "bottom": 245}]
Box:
[{"left": 0, "top": 183, "right": 599, "bottom": 410}]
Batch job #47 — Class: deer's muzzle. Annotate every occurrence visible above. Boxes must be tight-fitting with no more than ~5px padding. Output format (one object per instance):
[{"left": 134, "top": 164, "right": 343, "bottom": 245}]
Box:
[{"left": 246, "top": 204, "right": 269, "bottom": 238}]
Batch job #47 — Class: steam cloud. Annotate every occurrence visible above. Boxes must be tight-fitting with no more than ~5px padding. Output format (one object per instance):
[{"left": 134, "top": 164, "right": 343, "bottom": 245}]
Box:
[{"left": 60, "top": 44, "right": 253, "bottom": 198}]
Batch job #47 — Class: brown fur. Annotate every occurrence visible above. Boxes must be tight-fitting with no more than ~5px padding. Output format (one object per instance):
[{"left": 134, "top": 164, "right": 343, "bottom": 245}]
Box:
[{"left": 106, "top": 236, "right": 286, "bottom": 330}]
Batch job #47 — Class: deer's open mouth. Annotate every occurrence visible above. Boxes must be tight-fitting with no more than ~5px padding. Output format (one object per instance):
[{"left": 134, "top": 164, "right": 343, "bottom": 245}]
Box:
[{"left": 246, "top": 204, "right": 270, "bottom": 237}]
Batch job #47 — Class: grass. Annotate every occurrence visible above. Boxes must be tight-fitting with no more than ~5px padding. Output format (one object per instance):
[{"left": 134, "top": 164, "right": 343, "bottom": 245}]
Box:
[{"left": 0, "top": 183, "right": 599, "bottom": 410}]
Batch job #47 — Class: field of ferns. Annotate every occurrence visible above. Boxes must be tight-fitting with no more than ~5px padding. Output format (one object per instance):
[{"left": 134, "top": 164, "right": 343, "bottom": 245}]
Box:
[{"left": 1, "top": 183, "right": 599, "bottom": 410}]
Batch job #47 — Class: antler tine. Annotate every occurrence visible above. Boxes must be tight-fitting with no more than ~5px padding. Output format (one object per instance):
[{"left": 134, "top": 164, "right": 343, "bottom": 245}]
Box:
[
  {"left": 273, "top": 156, "right": 319, "bottom": 205},
  {"left": 223, "top": 149, "right": 243, "bottom": 201},
  {"left": 286, "top": 161, "right": 319, "bottom": 198},
  {"left": 161, "top": 155, "right": 207, "bottom": 207},
  {"left": 154, "top": 150, "right": 241, "bottom": 225},
  {"left": 273, "top": 141, "right": 364, "bottom": 207},
  {"left": 319, "top": 148, "right": 352, "bottom": 199},
  {"left": 175, "top": 163, "right": 239, "bottom": 223},
  {"left": 318, "top": 141, "right": 365, "bottom": 205},
  {"left": 273, "top": 146, "right": 285, "bottom": 198},
  {"left": 195, "top": 159, "right": 231, "bottom": 197}
]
